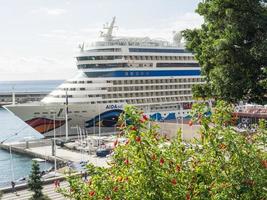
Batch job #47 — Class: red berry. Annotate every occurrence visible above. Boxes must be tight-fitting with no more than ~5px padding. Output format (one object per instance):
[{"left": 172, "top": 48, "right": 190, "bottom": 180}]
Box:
[
  {"left": 139, "top": 119, "right": 145, "bottom": 123},
  {"left": 143, "top": 114, "right": 149, "bottom": 121},
  {"left": 113, "top": 139, "right": 118, "bottom": 147},
  {"left": 261, "top": 160, "right": 267, "bottom": 169},
  {"left": 160, "top": 158, "right": 164, "bottom": 165},
  {"left": 151, "top": 154, "right": 157, "bottom": 161},
  {"left": 135, "top": 136, "right": 141, "bottom": 142},
  {"left": 188, "top": 120, "right": 193, "bottom": 126},
  {"left": 89, "top": 191, "right": 95, "bottom": 197},
  {"left": 125, "top": 139, "right": 130, "bottom": 145},
  {"left": 171, "top": 179, "right": 177, "bottom": 185},
  {"left": 176, "top": 164, "right": 181, "bottom": 172},
  {"left": 131, "top": 126, "right": 137, "bottom": 131},
  {"left": 105, "top": 197, "right": 111, "bottom": 200},
  {"left": 113, "top": 186, "right": 119, "bottom": 192},
  {"left": 117, "top": 176, "right": 123, "bottom": 182},
  {"left": 124, "top": 159, "right": 129, "bottom": 165},
  {"left": 219, "top": 143, "right": 226, "bottom": 150},
  {"left": 186, "top": 193, "right": 191, "bottom": 200}
]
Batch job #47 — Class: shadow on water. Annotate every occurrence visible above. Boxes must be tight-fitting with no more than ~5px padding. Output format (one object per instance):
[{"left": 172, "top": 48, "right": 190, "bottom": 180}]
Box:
[
  {"left": 0, "top": 108, "right": 43, "bottom": 143},
  {"left": 0, "top": 108, "right": 53, "bottom": 188}
]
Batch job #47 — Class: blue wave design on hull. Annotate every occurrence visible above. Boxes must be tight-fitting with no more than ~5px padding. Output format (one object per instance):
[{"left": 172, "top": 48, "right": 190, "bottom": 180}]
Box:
[
  {"left": 150, "top": 112, "right": 192, "bottom": 121},
  {"left": 85, "top": 109, "right": 123, "bottom": 128}
]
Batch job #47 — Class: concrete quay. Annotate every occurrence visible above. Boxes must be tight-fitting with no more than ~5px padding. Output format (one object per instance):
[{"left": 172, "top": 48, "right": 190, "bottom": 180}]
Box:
[
  {"left": 154, "top": 121, "right": 201, "bottom": 140},
  {"left": 0, "top": 138, "right": 109, "bottom": 168}
]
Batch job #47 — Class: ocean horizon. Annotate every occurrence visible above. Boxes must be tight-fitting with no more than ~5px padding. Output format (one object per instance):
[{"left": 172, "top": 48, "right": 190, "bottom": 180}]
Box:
[{"left": 0, "top": 79, "right": 64, "bottom": 93}]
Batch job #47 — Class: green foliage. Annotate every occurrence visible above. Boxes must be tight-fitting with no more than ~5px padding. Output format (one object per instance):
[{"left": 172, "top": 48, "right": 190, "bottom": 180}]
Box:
[
  {"left": 183, "top": 0, "right": 267, "bottom": 103},
  {"left": 28, "top": 161, "right": 45, "bottom": 200},
  {"left": 60, "top": 104, "right": 267, "bottom": 199}
]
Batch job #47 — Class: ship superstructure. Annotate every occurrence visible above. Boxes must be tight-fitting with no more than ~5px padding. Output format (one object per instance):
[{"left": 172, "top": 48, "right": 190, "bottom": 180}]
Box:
[{"left": 5, "top": 17, "right": 204, "bottom": 136}]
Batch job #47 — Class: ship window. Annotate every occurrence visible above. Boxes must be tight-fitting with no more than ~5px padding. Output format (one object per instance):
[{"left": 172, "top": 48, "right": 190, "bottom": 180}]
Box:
[
  {"left": 42, "top": 112, "right": 48, "bottom": 114},
  {"left": 82, "top": 111, "right": 87, "bottom": 113},
  {"left": 80, "top": 88, "right": 85, "bottom": 90},
  {"left": 87, "top": 81, "right": 92, "bottom": 83},
  {"left": 156, "top": 63, "right": 199, "bottom": 67},
  {"left": 34, "top": 112, "right": 40, "bottom": 114},
  {"left": 77, "top": 63, "right": 127, "bottom": 69},
  {"left": 129, "top": 48, "right": 190, "bottom": 53}
]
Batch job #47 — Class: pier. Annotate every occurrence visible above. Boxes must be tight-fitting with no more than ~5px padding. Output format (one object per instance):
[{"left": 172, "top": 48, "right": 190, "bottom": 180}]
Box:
[
  {"left": 0, "top": 91, "right": 48, "bottom": 106},
  {"left": 0, "top": 138, "right": 109, "bottom": 167}
]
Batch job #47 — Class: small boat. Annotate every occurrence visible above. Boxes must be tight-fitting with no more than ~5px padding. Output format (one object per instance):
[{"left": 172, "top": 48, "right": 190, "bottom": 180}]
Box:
[
  {"left": 96, "top": 148, "right": 112, "bottom": 157},
  {"left": 32, "top": 158, "right": 46, "bottom": 162}
]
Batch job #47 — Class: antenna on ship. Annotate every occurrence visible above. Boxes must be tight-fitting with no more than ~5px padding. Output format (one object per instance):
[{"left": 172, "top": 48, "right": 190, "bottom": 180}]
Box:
[
  {"left": 78, "top": 42, "right": 85, "bottom": 52},
  {"left": 100, "top": 16, "right": 117, "bottom": 41}
]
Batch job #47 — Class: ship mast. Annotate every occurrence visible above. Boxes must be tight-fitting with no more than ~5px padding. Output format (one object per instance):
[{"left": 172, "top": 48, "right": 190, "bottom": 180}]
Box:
[{"left": 100, "top": 16, "right": 117, "bottom": 42}]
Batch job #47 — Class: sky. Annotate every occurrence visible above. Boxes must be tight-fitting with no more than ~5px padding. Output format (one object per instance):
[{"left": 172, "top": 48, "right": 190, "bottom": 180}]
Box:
[{"left": 0, "top": 0, "right": 203, "bottom": 81}]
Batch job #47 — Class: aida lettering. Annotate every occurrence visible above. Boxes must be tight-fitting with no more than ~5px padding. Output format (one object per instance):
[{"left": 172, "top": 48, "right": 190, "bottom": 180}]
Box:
[{"left": 106, "top": 104, "right": 123, "bottom": 109}]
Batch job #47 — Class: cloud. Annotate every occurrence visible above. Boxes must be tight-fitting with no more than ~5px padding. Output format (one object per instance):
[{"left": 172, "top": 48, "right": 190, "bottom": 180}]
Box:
[
  {"left": 0, "top": 55, "right": 76, "bottom": 81},
  {"left": 116, "top": 12, "right": 203, "bottom": 42},
  {"left": 31, "top": 8, "right": 67, "bottom": 16}
]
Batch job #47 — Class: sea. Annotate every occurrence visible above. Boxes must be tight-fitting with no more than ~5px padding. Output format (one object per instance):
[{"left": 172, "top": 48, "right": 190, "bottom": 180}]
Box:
[{"left": 0, "top": 80, "right": 63, "bottom": 188}]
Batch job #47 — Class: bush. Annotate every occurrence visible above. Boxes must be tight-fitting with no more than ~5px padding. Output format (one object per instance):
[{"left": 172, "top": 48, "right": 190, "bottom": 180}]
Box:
[{"left": 60, "top": 101, "right": 267, "bottom": 199}]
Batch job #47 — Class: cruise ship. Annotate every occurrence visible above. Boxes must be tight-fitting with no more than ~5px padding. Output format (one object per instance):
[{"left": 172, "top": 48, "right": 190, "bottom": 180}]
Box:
[{"left": 5, "top": 17, "right": 204, "bottom": 136}]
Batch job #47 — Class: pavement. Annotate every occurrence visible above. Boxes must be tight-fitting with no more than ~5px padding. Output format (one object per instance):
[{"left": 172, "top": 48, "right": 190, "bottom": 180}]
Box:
[
  {"left": 27, "top": 145, "right": 109, "bottom": 167},
  {"left": 1, "top": 181, "right": 69, "bottom": 200}
]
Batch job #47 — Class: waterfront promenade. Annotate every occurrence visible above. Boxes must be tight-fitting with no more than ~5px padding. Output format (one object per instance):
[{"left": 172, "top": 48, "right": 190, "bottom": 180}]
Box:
[{"left": 1, "top": 181, "right": 68, "bottom": 200}]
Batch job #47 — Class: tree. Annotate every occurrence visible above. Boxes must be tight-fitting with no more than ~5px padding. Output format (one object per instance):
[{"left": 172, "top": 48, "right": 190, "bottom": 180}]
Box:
[
  {"left": 183, "top": 0, "right": 267, "bottom": 104},
  {"left": 28, "top": 161, "right": 49, "bottom": 200},
  {"left": 59, "top": 104, "right": 267, "bottom": 199}
]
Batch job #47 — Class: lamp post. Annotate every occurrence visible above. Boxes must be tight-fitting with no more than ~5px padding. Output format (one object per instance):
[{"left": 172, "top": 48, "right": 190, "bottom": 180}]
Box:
[
  {"left": 93, "top": 116, "right": 96, "bottom": 136},
  {"left": 181, "top": 104, "right": 184, "bottom": 140},
  {"left": 9, "top": 145, "right": 14, "bottom": 182},
  {"left": 1, "top": 132, "right": 20, "bottom": 183},
  {"left": 98, "top": 104, "right": 101, "bottom": 147},
  {"left": 53, "top": 111, "right": 57, "bottom": 176},
  {"left": 65, "top": 91, "right": 69, "bottom": 141}
]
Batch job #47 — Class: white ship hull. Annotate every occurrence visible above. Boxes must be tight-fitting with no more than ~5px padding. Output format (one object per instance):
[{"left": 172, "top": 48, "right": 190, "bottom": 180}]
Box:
[{"left": 5, "top": 101, "right": 192, "bottom": 137}]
